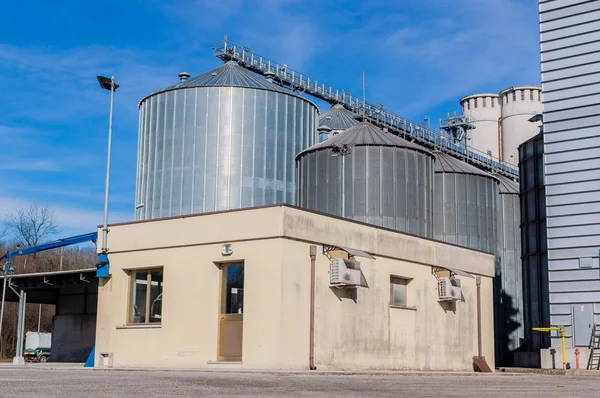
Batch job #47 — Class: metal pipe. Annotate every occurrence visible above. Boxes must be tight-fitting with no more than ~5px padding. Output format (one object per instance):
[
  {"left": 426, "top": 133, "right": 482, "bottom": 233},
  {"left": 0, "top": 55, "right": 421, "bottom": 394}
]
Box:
[
  {"left": 101, "top": 76, "right": 115, "bottom": 253},
  {"left": 497, "top": 117, "right": 502, "bottom": 162},
  {"left": 15, "top": 289, "right": 25, "bottom": 359},
  {"left": 0, "top": 264, "right": 8, "bottom": 355},
  {"left": 309, "top": 245, "right": 317, "bottom": 370},
  {"left": 476, "top": 276, "right": 482, "bottom": 358}
]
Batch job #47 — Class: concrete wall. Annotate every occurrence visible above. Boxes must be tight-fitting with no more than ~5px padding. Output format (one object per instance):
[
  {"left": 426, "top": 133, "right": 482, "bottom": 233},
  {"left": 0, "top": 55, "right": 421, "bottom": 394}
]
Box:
[
  {"left": 50, "top": 284, "right": 98, "bottom": 362},
  {"left": 460, "top": 87, "right": 541, "bottom": 166},
  {"left": 500, "top": 86, "right": 542, "bottom": 164},
  {"left": 50, "top": 314, "right": 96, "bottom": 362},
  {"left": 461, "top": 94, "right": 501, "bottom": 159},
  {"left": 95, "top": 205, "right": 495, "bottom": 370}
]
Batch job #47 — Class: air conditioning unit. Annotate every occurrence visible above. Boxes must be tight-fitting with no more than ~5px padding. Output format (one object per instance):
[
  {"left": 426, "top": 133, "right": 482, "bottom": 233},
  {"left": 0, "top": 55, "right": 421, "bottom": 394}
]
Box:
[
  {"left": 438, "top": 277, "right": 462, "bottom": 301},
  {"left": 330, "top": 259, "right": 361, "bottom": 287}
]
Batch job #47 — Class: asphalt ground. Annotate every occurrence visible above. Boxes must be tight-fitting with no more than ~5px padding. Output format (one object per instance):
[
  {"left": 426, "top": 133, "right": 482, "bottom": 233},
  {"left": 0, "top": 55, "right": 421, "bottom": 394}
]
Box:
[{"left": 0, "top": 368, "right": 599, "bottom": 397}]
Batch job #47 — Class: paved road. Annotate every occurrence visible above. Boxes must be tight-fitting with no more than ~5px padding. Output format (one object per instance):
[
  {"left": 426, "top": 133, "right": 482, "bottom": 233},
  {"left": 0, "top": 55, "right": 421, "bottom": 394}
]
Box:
[{"left": 0, "top": 368, "right": 599, "bottom": 397}]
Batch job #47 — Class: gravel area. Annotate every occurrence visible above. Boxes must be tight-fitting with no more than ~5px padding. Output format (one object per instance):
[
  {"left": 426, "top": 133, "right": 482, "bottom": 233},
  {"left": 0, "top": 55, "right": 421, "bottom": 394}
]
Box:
[{"left": 0, "top": 368, "right": 599, "bottom": 397}]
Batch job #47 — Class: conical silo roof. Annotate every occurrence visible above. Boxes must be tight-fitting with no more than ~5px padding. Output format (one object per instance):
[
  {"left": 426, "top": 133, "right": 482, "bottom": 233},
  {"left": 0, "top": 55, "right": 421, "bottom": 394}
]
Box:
[
  {"left": 496, "top": 174, "right": 520, "bottom": 194},
  {"left": 319, "top": 104, "right": 358, "bottom": 131},
  {"left": 434, "top": 151, "right": 499, "bottom": 181},
  {"left": 298, "top": 121, "right": 434, "bottom": 158},
  {"left": 145, "top": 61, "right": 299, "bottom": 99}
]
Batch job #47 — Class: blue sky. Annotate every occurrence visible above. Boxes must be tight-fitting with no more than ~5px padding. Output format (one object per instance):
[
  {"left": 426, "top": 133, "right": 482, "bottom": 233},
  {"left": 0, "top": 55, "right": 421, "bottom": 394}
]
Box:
[{"left": 0, "top": 0, "right": 540, "bottom": 238}]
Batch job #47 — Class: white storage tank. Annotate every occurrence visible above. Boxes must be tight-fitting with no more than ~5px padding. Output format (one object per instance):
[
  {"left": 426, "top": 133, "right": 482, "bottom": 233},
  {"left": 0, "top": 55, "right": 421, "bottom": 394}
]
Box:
[
  {"left": 460, "top": 93, "right": 501, "bottom": 159},
  {"left": 499, "top": 86, "right": 542, "bottom": 165},
  {"left": 25, "top": 332, "right": 51, "bottom": 350}
]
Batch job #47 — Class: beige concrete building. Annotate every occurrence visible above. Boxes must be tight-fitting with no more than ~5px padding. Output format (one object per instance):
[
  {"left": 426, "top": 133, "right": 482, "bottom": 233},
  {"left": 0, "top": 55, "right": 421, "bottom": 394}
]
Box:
[{"left": 94, "top": 205, "right": 495, "bottom": 370}]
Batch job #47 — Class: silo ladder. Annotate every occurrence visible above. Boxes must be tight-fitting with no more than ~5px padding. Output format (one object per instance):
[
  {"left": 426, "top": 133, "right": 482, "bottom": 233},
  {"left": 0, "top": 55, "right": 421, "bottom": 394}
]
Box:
[{"left": 586, "top": 323, "right": 600, "bottom": 370}]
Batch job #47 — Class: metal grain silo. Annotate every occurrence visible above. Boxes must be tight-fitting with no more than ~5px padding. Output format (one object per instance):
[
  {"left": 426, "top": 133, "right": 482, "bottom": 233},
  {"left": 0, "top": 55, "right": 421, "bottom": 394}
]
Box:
[
  {"left": 297, "top": 122, "right": 435, "bottom": 237},
  {"left": 494, "top": 174, "right": 524, "bottom": 367},
  {"left": 135, "top": 61, "right": 318, "bottom": 220},
  {"left": 433, "top": 152, "right": 499, "bottom": 253},
  {"left": 317, "top": 104, "right": 358, "bottom": 141}
]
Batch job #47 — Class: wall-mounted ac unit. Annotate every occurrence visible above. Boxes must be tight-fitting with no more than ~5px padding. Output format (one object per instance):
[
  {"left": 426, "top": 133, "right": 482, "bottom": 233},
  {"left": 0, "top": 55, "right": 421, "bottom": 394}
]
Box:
[
  {"left": 438, "top": 277, "right": 462, "bottom": 301},
  {"left": 330, "top": 258, "right": 361, "bottom": 287}
]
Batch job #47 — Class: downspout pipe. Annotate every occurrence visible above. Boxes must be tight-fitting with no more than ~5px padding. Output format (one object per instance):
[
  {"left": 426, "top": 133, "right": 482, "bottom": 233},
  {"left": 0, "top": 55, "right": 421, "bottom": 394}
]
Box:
[
  {"left": 477, "top": 276, "right": 483, "bottom": 358},
  {"left": 472, "top": 276, "right": 492, "bottom": 372},
  {"left": 309, "top": 245, "right": 317, "bottom": 370},
  {"left": 497, "top": 117, "right": 502, "bottom": 162}
]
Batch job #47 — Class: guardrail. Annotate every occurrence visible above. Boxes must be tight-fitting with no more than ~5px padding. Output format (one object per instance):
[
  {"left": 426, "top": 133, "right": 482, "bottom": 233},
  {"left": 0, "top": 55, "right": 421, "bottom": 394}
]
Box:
[{"left": 213, "top": 40, "right": 519, "bottom": 177}]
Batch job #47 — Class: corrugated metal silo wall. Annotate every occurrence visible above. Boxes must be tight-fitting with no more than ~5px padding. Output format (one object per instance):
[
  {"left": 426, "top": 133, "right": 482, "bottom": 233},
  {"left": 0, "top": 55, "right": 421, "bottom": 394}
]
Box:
[
  {"left": 297, "top": 146, "right": 434, "bottom": 238},
  {"left": 519, "top": 133, "right": 550, "bottom": 353},
  {"left": 135, "top": 87, "right": 317, "bottom": 220},
  {"left": 494, "top": 192, "right": 524, "bottom": 367},
  {"left": 433, "top": 173, "right": 498, "bottom": 253}
]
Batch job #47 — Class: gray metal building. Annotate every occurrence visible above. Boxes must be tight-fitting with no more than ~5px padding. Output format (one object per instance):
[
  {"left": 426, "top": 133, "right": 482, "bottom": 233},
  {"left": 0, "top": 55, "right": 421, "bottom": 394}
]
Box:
[
  {"left": 134, "top": 61, "right": 318, "bottom": 220},
  {"left": 433, "top": 152, "right": 499, "bottom": 254},
  {"left": 540, "top": 0, "right": 600, "bottom": 348},
  {"left": 495, "top": 174, "right": 524, "bottom": 366},
  {"left": 519, "top": 133, "right": 550, "bottom": 356},
  {"left": 296, "top": 121, "right": 435, "bottom": 238}
]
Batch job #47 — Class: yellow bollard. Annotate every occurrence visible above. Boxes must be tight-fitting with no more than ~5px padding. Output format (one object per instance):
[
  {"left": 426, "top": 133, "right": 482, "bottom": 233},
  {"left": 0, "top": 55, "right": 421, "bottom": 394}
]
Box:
[{"left": 532, "top": 327, "right": 567, "bottom": 369}]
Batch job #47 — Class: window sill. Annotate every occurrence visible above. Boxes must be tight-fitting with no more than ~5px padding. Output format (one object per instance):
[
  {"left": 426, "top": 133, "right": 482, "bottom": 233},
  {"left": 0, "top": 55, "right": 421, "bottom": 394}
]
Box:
[
  {"left": 389, "top": 305, "right": 417, "bottom": 311},
  {"left": 116, "top": 324, "right": 162, "bottom": 330}
]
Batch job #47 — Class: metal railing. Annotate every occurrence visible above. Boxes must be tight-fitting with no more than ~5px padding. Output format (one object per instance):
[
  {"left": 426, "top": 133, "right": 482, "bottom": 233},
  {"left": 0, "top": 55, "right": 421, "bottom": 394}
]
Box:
[{"left": 213, "top": 40, "right": 519, "bottom": 178}]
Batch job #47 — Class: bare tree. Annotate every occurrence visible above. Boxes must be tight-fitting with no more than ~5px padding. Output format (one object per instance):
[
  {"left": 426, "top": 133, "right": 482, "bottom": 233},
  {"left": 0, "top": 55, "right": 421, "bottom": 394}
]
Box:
[
  {"left": 7, "top": 204, "right": 60, "bottom": 247},
  {"left": 0, "top": 222, "right": 7, "bottom": 242}
]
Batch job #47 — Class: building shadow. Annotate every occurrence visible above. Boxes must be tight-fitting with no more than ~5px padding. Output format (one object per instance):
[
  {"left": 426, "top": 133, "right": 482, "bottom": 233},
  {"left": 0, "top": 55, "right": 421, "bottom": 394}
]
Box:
[{"left": 494, "top": 281, "right": 523, "bottom": 367}]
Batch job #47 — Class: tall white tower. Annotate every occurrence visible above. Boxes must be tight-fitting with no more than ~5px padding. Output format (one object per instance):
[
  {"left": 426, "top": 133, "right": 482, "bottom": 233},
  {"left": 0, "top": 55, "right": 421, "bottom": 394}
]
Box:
[
  {"left": 499, "top": 86, "right": 543, "bottom": 165},
  {"left": 460, "top": 94, "right": 501, "bottom": 158},
  {"left": 460, "top": 86, "right": 542, "bottom": 166}
]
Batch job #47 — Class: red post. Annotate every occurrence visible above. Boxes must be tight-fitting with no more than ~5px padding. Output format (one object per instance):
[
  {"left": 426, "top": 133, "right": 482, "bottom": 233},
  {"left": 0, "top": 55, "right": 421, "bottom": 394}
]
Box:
[{"left": 575, "top": 348, "right": 580, "bottom": 370}]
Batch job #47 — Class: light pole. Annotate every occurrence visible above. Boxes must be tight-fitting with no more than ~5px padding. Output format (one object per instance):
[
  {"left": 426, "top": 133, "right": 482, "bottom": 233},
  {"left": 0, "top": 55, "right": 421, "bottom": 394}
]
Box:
[
  {"left": 96, "top": 76, "right": 119, "bottom": 255},
  {"left": 0, "top": 261, "right": 16, "bottom": 355}
]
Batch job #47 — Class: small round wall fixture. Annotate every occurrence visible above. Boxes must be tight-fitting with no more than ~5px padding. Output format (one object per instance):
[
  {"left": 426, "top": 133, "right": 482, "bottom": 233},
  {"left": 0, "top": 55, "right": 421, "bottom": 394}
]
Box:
[{"left": 221, "top": 244, "right": 233, "bottom": 256}]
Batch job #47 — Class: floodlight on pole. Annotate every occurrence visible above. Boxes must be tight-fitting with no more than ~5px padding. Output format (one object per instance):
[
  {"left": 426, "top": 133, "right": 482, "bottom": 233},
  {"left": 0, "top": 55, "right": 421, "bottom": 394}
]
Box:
[{"left": 97, "top": 76, "right": 118, "bottom": 255}]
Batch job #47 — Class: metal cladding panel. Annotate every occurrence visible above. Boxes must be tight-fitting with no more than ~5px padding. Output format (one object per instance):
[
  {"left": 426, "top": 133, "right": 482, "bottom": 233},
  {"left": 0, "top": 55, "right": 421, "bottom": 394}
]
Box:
[
  {"left": 136, "top": 86, "right": 317, "bottom": 220},
  {"left": 540, "top": 0, "right": 600, "bottom": 348},
  {"left": 495, "top": 192, "right": 524, "bottom": 366},
  {"left": 434, "top": 172, "right": 498, "bottom": 253},
  {"left": 518, "top": 133, "right": 550, "bottom": 352},
  {"left": 296, "top": 146, "right": 434, "bottom": 238}
]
